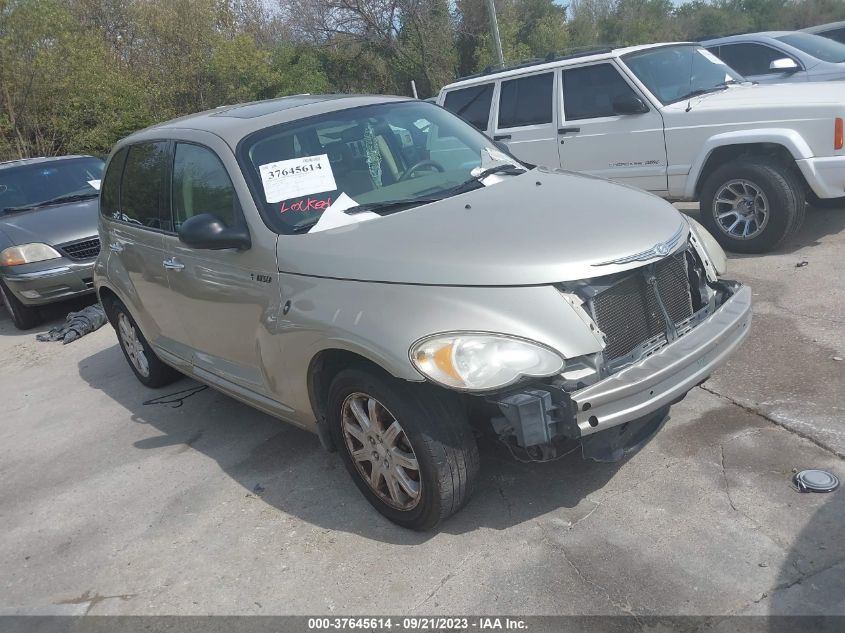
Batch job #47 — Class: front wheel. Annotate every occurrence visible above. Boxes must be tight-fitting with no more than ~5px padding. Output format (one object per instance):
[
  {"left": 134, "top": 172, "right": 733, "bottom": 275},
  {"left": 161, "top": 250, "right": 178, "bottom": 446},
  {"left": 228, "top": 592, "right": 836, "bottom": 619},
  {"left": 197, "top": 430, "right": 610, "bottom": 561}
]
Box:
[
  {"left": 0, "top": 279, "right": 40, "bottom": 330},
  {"left": 699, "top": 158, "right": 805, "bottom": 253},
  {"left": 327, "top": 368, "right": 479, "bottom": 530}
]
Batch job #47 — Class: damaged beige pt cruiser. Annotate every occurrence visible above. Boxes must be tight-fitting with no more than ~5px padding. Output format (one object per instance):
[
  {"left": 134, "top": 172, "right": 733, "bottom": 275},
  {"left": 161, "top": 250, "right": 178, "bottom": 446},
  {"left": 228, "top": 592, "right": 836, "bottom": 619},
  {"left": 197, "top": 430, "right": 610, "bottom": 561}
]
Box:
[{"left": 94, "top": 95, "right": 751, "bottom": 529}]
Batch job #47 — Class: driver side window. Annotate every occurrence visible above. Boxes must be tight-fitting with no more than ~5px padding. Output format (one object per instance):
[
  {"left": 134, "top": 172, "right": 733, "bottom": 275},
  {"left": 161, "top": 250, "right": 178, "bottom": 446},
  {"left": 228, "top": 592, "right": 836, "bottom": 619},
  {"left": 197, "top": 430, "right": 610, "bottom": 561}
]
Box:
[{"left": 172, "top": 143, "right": 237, "bottom": 230}]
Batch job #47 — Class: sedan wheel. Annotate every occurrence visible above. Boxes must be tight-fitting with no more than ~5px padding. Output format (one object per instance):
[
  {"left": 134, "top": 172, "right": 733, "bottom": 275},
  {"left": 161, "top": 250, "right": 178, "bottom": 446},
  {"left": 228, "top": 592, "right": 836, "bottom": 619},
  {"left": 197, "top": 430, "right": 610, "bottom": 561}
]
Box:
[
  {"left": 327, "top": 368, "right": 479, "bottom": 530},
  {"left": 341, "top": 393, "right": 421, "bottom": 510},
  {"left": 118, "top": 312, "right": 150, "bottom": 378}
]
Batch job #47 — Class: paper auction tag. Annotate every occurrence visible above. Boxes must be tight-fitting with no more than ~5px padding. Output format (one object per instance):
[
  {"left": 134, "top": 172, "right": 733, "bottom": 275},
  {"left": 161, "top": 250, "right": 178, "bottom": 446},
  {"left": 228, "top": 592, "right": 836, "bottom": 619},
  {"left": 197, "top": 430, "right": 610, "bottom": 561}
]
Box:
[{"left": 259, "top": 154, "right": 337, "bottom": 204}]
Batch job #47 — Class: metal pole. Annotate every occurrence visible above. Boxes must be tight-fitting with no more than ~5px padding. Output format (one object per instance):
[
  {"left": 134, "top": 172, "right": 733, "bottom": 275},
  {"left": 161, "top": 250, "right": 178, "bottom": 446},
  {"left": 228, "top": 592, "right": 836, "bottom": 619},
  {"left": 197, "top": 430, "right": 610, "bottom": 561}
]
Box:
[
  {"left": 410, "top": 80, "right": 419, "bottom": 99},
  {"left": 484, "top": 0, "right": 505, "bottom": 68}
]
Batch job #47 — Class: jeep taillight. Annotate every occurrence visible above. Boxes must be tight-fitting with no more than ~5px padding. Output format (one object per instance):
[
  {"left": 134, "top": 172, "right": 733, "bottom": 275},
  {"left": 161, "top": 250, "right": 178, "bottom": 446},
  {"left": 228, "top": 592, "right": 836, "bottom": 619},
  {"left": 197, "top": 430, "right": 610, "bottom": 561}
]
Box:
[{"left": 836, "top": 118, "right": 844, "bottom": 151}]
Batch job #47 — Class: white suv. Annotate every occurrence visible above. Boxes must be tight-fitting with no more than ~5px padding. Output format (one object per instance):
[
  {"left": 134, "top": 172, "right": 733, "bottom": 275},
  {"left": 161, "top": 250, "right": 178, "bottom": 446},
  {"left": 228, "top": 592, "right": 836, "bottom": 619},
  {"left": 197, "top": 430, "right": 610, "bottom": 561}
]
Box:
[{"left": 437, "top": 43, "right": 845, "bottom": 253}]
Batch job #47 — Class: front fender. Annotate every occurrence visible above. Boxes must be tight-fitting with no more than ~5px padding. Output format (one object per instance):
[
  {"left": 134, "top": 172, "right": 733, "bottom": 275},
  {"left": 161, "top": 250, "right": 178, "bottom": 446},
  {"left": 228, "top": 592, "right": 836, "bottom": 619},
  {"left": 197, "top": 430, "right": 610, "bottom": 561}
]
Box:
[{"left": 684, "top": 129, "right": 813, "bottom": 200}]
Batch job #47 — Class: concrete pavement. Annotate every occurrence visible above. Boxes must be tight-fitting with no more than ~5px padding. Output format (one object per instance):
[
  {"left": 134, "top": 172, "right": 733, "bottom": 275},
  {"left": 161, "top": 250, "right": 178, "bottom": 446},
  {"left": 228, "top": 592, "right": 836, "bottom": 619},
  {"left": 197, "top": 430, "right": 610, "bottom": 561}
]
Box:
[{"left": 1, "top": 205, "right": 843, "bottom": 617}]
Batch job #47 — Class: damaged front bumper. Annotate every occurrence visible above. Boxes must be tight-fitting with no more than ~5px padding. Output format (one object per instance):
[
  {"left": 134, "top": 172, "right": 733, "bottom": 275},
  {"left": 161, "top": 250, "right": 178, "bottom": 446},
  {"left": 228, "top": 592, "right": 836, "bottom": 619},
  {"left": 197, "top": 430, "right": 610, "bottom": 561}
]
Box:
[{"left": 490, "top": 282, "right": 751, "bottom": 458}]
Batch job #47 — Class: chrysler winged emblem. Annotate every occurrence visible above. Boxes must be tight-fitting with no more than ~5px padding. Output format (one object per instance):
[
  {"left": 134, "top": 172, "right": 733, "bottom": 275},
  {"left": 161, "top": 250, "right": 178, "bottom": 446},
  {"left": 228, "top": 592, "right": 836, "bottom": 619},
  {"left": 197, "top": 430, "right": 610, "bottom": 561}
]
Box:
[{"left": 592, "top": 223, "right": 685, "bottom": 266}]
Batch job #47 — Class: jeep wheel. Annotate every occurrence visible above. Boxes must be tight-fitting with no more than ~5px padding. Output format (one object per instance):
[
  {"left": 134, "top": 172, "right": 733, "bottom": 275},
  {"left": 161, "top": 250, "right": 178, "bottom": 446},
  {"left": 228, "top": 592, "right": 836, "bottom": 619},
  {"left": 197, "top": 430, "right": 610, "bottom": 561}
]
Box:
[
  {"left": 0, "top": 279, "right": 40, "bottom": 330},
  {"left": 111, "top": 300, "right": 181, "bottom": 388},
  {"left": 700, "top": 158, "right": 805, "bottom": 253},
  {"left": 327, "top": 368, "right": 479, "bottom": 530}
]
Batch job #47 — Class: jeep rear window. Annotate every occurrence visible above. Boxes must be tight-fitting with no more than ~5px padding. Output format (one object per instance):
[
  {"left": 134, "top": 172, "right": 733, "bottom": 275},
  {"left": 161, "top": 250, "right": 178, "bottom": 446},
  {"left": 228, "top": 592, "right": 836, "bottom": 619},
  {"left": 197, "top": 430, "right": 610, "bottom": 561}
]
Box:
[
  {"left": 442, "top": 84, "right": 494, "bottom": 131},
  {"left": 238, "top": 101, "right": 503, "bottom": 235}
]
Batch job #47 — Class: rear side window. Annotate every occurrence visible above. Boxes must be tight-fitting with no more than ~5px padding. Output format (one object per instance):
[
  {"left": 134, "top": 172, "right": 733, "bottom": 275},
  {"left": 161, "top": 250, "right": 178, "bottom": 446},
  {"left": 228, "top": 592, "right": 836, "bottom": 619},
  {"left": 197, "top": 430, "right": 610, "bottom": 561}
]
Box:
[
  {"left": 119, "top": 142, "right": 170, "bottom": 230},
  {"left": 443, "top": 83, "right": 494, "bottom": 131},
  {"left": 498, "top": 72, "right": 554, "bottom": 128},
  {"left": 100, "top": 148, "right": 127, "bottom": 219},
  {"left": 563, "top": 63, "right": 639, "bottom": 121},
  {"left": 172, "top": 143, "right": 237, "bottom": 230},
  {"left": 715, "top": 43, "right": 794, "bottom": 76}
]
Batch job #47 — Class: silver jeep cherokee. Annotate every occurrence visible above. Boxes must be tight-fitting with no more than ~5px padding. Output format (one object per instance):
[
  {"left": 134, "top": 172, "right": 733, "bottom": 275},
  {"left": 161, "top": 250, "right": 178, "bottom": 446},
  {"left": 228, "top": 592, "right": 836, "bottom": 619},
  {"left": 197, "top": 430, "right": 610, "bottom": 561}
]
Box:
[{"left": 95, "top": 95, "right": 751, "bottom": 529}]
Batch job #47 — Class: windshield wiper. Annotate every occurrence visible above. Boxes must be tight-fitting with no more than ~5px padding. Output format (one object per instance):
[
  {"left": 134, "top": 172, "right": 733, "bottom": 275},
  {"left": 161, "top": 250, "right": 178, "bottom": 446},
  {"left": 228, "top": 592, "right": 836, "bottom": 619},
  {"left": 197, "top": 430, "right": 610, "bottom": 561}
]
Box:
[
  {"left": 287, "top": 165, "right": 526, "bottom": 233},
  {"left": 346, "top": 197, "right": 443, "bottom": 216},
  {"left": 2, "top": 191, "right": 99, "bottom": 214},
  {"left": 288, "top": 197, "right": 442, "bottom": 233},
  {"left": 675, "top": 83, "right": 731, "bottom": 105},
  {"left": 438, "top": 163, "right": 527, "bottom": 197}
]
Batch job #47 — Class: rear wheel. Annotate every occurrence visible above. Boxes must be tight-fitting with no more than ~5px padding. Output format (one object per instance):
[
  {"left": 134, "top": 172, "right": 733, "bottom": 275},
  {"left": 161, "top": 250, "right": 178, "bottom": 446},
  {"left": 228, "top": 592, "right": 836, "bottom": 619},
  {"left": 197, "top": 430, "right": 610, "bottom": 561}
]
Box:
[
  {"left": 111, "top": 300, "right": 181, "bottom": 388},
  {"left": 0, "top": 279, "right": 40, "bottom": 330},
  {"left": 699, "top": 157, "right": 805, "bottom": 253},
  {"left": 327, "top": 367, "right": 479, "bottom": 530}
]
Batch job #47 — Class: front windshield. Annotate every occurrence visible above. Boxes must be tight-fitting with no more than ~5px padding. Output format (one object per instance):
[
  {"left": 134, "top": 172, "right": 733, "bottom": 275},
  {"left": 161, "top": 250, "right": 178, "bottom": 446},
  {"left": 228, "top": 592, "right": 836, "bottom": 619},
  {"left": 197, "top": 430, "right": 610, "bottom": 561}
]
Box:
[
  {"left": 622, "top": 45, "right": 745, "bottom": 105},
  {"left": 0, "top": 157, "right": 104, "bottom": 213},
  {"left": 239, "top": 101, "right": 519, "bottom": 234},
  {"left": 776, "top": 32, "right": 845, "bottom": 63}
]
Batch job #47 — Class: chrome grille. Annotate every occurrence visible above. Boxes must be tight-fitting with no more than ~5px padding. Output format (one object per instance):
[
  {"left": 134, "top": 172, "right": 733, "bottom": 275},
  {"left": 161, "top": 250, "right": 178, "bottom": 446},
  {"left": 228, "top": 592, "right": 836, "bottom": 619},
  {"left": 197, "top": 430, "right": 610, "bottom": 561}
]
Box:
[
  {"left": 591, "top": 254, "right": 693, "bottom": 364},
  {"left": 58, "top": 237, "right": 100, "bottom": 261}
]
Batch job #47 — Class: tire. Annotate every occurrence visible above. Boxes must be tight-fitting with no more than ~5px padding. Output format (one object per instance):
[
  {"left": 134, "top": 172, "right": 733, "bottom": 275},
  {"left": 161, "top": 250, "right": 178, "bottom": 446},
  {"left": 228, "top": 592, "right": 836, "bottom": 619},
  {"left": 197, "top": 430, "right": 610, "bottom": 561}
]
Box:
[
  {"left": 327, "top": 367, "right": 479, "bottom": 530},
  {"left": 699, "top": 157, "right": 806, "bottom": 253},
  {"left": 0, "top": 279, "right": 40, "bottom": 330},
  {"left": 111, "top": 300, "right": 181, "bottom": 388}
]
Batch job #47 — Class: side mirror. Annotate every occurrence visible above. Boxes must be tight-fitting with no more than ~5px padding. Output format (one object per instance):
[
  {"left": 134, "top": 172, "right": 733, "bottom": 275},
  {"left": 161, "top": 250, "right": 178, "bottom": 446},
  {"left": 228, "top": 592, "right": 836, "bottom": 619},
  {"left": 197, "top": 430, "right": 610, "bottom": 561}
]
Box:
[
  {"left": 178, "top": 213, "right": 251, "bottom": 250},
  {"left": 612, "top": 94, "right": 649, "bottom": 115},
  {"left": 769, "top": 57, "right": 799, "bottom": 73}
]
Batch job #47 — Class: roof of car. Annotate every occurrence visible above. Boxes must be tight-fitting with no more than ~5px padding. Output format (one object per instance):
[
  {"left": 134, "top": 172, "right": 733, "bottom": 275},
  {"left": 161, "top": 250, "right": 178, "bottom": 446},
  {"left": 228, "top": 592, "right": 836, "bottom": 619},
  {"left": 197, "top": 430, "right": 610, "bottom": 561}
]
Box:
[
  {"left": 119, "top": 94, "right": 412, "bottom": 149},
  {"left": 702, "top": 31, "right": 794, "bottom": 45},
  {"left": 441, "top": 42, "right": 697, "bottom": 90},
  {"left": 802, "top": 21, "right": 845, "bottom": 34},
  {"left": 0, "top": 155, "right": 94, "bottom": 171}
]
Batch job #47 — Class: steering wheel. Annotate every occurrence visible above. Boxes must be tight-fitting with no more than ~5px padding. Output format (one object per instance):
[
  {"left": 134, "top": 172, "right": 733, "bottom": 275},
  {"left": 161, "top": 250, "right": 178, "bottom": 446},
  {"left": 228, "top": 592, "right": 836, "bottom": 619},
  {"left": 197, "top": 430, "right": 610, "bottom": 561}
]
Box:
[{"left": 398, "top": 159, "right": 445, "bottom": 182}]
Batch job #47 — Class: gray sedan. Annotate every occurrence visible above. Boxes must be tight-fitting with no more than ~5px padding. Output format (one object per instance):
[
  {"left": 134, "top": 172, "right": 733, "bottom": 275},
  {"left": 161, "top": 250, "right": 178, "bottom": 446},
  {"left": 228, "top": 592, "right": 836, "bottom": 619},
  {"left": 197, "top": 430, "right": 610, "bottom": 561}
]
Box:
[
  {"left": 0, "top": 156, "right": 103, "bottom": 329},
  {"left": 703, "top": 31, "right": 845, "bottom": 83}
]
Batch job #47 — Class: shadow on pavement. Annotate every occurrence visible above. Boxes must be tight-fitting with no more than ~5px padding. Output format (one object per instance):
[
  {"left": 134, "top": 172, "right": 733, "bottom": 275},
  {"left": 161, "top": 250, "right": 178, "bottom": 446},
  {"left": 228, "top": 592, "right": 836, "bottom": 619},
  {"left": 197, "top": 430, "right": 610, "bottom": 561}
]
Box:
[
  {"left": 77, "top": 342, "right": 623, "bottom": 543},
  {"left": 768, "top": 486, "right": 845, "bottom": 617},
  {"left": 677, "top": 204, "right": 845, "bottom": 258}
]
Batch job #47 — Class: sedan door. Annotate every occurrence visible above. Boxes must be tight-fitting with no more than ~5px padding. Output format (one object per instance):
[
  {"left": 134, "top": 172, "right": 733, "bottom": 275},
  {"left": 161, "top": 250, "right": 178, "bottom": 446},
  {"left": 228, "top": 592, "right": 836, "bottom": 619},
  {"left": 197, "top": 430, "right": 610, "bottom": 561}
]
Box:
[
  {"left": 161, "top": 138, "right": 282, "bottom": 396},
  {"left": 100, "top": 141, "right": 193, "bottom": 360},
  {"left": 557, "top": 61, "right": 668, "bottom": 192}
]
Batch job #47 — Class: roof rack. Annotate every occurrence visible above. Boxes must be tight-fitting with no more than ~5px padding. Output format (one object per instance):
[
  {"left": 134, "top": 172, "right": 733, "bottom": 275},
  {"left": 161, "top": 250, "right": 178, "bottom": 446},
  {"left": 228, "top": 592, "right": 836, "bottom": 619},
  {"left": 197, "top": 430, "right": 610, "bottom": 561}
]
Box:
[{"left": 456, "top": 46, "right": 615, "bottom": 81}]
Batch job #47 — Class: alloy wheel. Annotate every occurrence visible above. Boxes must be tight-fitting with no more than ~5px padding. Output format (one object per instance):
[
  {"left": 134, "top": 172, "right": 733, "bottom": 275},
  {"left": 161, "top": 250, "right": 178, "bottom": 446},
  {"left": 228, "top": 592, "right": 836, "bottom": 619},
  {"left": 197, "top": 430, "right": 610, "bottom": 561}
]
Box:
[
  {"left": 712, "top": 179, "right": 770, "bottom": 240},
  {"left": 340, "top": 393, "right": 422, "bottom": 510},
  {"left": 118, "top": 312, "right": 150, "bottom": 378}
]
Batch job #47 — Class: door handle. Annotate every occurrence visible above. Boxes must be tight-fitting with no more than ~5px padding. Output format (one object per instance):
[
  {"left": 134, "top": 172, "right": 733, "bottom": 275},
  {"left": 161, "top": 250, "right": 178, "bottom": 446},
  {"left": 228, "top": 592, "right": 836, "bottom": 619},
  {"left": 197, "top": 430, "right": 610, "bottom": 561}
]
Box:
[
  {"left": 558, "top": 127, "right": 581, "bottom": 135},
  {"left": 163, "top": 258, "right": 185, "bottom": 271},
  {"left": 493, "top": 134, "right": 511, "bottom": 141},
  {"left": 108, "top": 242, "right": 124, "bottom": 253}
]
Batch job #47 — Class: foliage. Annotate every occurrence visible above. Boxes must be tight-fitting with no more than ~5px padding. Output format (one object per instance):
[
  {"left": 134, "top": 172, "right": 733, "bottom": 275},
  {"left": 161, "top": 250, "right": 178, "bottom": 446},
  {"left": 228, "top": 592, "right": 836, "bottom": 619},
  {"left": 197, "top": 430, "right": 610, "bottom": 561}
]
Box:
[{"left": 1, "top": 0, "right": 843, "bottom": 160}]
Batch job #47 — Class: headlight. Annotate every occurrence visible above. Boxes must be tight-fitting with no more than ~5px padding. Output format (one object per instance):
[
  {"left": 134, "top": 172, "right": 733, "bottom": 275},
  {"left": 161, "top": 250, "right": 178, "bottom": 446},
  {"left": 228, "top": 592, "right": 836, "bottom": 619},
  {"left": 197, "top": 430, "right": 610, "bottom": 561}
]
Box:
[
  {"left": 686, "top": 216, "right": 727, "bottom": 275},
  {"left": 0, "top": 243, "right": 62, "bottom": 266},
  {"left": 410, "top": 333, "right": 565, "bottom": 391}
]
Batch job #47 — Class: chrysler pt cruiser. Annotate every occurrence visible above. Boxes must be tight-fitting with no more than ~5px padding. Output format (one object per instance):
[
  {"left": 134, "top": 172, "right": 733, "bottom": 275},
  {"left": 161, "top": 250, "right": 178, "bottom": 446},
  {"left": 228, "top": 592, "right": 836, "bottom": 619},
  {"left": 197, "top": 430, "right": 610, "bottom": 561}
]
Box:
[{"left": 95, "top": 95, "right": 751, "bottom": 529}]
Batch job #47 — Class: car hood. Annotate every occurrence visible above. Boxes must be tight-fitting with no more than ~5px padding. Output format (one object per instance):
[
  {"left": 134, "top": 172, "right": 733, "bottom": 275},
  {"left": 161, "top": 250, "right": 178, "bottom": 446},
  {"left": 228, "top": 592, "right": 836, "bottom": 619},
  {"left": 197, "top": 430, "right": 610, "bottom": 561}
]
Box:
[
  {"left": 0, "top": 198, "right": 99, "bottom": 247},
  {"left": 276, "top": 168, "right": 688, "bottom": 286},
  {"left": 681, "top": 82, "right": 845, "bottom": 109}
]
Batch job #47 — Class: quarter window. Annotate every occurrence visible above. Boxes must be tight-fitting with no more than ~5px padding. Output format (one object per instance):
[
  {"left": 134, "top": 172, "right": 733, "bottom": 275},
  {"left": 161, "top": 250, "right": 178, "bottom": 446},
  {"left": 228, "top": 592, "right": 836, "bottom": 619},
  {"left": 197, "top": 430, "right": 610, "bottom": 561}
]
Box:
[
  {"left": 100, "top": 148, "right": 127, "bottom": 219},
  {"left": 497, "top": 72, "right": 553, "bottom": 128},
  {"left": 172, "top": 144, "right": 237, "bottom": 229},
  {"left": 563, "top": 64, "right": 640, "bottom": 121},
  {"left": 715, "top": 43, "right": 795, "bottom": 76},
  {"left": 118, "top": 142, "right": 170, "bottom": 230},
  {"left": 442, "top": 83, "right": 494, "bottom": 131}
]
